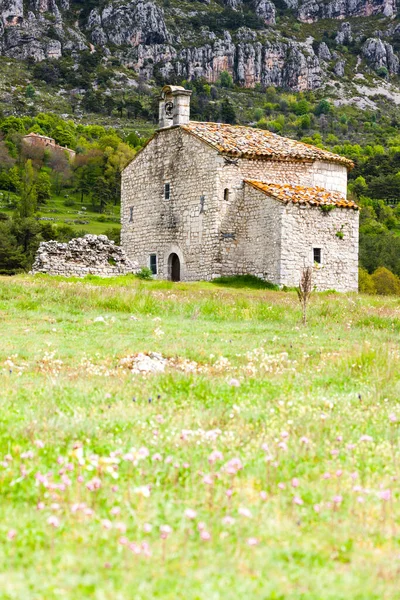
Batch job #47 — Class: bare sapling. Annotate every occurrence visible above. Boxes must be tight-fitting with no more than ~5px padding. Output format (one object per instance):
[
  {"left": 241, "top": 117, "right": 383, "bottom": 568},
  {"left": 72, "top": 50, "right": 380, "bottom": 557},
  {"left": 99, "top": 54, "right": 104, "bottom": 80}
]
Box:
[{"left": 297, "top": 267, "right": 313, "bottom": 326}]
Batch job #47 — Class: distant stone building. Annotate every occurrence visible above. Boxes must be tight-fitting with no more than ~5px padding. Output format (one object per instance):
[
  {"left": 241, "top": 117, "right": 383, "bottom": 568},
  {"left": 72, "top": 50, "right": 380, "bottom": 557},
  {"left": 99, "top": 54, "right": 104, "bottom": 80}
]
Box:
[
  {"left": 121, "top": 85, "right": 359, "bottom": 291},
  {"left": 23, "top": 132, "right": 76, "bottom": 160}
]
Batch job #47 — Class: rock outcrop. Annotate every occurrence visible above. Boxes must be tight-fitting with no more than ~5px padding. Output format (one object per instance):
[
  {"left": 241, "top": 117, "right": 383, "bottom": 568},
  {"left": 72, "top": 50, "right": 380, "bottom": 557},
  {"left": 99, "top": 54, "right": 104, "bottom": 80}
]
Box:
[
  {"left": 362, "top": 38, "right": 399, "bottom": 74},
  {"left": 31, "top": 235, "right": 138, "bottom": 277},
  {"left": 0, "top": 0, "right": 399, "bottom": 91}
]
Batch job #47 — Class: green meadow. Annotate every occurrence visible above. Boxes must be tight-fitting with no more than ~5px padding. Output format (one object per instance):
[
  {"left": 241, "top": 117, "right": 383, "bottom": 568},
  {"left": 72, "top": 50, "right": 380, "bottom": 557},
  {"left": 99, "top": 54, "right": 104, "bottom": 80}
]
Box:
[{"left": 0, "top": 275, "right": 399, "bottom": 599}]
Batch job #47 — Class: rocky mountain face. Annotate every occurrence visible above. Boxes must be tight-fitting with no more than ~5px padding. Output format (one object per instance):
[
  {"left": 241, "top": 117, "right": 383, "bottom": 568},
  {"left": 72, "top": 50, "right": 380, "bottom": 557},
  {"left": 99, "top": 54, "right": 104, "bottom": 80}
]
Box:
[{"left": 0, "top": 0, "right": 400, "bottom": 91}]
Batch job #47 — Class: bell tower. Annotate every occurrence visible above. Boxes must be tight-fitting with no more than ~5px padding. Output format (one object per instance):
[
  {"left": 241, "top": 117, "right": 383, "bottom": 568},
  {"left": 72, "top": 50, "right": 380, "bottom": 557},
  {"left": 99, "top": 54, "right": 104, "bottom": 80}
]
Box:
[{"left": 159, "top": 85, "right": 192, "bottom": 129}]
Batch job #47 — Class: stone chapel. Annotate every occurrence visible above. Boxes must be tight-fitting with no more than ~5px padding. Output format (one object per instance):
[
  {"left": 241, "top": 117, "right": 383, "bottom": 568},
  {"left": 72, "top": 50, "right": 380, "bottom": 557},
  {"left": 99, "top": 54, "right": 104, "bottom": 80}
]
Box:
[{"left": 121, "top": 85, "right": 359, "bottom": 291}]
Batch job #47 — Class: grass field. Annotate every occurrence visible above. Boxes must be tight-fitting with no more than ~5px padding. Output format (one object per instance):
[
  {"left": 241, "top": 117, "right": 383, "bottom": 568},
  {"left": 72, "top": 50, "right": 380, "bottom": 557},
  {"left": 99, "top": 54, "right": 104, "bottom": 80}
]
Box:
[{"left": 1, "top": 275, "right": 400, "bottom": 599}]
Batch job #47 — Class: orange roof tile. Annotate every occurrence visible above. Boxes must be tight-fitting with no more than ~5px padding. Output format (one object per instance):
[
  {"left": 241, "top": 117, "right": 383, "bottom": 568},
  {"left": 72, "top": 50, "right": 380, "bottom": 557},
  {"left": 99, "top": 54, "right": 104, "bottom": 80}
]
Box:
[
  {"left": 182, "top": 122, "right": 354, "bottom": 169},
  {"left": 245, "top": 180, "right": 359, "bottom": 210}
]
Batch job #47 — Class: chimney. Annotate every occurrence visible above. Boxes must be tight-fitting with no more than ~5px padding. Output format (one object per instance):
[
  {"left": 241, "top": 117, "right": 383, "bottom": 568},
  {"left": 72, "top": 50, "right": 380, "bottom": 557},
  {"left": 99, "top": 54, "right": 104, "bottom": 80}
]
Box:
[{"left": 159, "top": 85, "right": 192, "bottom": 129}]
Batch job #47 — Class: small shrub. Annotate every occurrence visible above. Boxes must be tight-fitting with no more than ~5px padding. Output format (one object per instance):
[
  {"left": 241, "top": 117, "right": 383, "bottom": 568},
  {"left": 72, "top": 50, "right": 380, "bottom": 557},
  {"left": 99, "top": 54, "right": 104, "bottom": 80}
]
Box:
[
  {"left": 359, "top": 268, "right": 376, "bottom": 294},
  {"left": 136, "top": 266, "right": 153, "bottom": 280},
  {"left": 371, "top": 267, "right": 400, "bottom": 296},
  {"left": 64, "top": 198, "right": 75, "bottom": 207}
]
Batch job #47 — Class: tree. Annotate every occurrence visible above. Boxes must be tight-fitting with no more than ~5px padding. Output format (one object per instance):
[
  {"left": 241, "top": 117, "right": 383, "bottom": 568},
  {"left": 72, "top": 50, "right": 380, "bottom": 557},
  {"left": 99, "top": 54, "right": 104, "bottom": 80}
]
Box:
[
  {"left": 371, "top": 267, "right": 400, "bottom": 295},
  {"left": 25, "top": 84, "right": 36, "bottom": 99},
  {"left": 18, "top": 160, "right": 37, "bottom": 218},
  {"left": 37, "top": 171, "right": 52, "bottom": 204},
  {"left": 297, "top": 267, "right": 313, "bottom": 326},
  {"left": 220, "top": 98, "right": 237, "bottom": 124},
  {"left": 0, "top": 221, "right": 26, "bottom": 274},
  {"left": 218, "top": 71, "right": 234, "bottom": 89}
]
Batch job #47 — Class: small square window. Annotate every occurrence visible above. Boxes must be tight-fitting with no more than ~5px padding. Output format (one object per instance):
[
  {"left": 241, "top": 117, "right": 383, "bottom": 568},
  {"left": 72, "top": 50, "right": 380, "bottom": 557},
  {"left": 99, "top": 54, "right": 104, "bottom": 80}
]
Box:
[
  {"left": 313, "top": 248, "right": 322, "bottom": 264},
  {"left": 164, "top": 183, "right": 170, "bottom": 200},
  {"left": 149, "top": 254, "right": 157, "bottom": 275},
  {"left": 129, "top": 207, "right": 134, "bottom": 222}
]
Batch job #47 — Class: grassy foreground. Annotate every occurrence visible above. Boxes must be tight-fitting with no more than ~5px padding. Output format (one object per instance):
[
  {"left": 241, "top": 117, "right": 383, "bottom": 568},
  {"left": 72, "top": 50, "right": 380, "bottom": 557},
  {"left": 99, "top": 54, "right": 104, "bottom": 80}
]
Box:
[{"left": 0, "top": 276, "right": 400, "bottom": 599}]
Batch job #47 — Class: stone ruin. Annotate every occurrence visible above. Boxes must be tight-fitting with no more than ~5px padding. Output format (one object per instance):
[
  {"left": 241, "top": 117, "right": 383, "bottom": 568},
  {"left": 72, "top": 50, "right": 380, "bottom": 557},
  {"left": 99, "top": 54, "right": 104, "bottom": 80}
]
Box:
[{"left": 31, "top": 235, "right": 138, "bottom": 278}]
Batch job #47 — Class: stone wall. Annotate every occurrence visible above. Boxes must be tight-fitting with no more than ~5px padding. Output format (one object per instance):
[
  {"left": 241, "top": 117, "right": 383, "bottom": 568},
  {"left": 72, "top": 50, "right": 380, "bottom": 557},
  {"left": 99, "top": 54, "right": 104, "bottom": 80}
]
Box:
[
  {"left": 31, "top": 235, "right": 138, "bottom": 277},
  {"left": 280, "top": 203, "right": 359, "bottom": 292},
  {"left": 121, "top": 127, "right": 221, "bottom": 281}
]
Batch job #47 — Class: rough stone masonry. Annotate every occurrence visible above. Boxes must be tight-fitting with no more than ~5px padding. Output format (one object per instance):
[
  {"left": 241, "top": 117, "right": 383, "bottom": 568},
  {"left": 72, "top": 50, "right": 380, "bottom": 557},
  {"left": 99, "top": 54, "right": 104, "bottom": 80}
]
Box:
[
  {"left": 121, "top": 85, "right": 359, "bottom": 292},
  {"left": 31, "top": 235, "right": 138, "bottom": 277}
]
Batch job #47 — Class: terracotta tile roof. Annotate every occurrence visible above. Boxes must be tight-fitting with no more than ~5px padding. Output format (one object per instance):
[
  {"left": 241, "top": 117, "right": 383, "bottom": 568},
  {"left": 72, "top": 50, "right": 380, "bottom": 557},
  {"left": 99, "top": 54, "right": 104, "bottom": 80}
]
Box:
[
  {"left": 182, "top": 122, "right": 354, "bottom": 169},
  {"left": 245, "top": 180, "right": 359, "bottom": 210}
]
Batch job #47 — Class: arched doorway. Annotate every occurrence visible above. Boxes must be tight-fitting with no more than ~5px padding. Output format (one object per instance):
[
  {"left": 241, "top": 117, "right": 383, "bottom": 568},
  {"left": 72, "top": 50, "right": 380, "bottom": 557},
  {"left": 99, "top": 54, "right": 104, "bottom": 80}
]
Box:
[{"left": 169, "top": 253, "right": 181, "bottom": 282}]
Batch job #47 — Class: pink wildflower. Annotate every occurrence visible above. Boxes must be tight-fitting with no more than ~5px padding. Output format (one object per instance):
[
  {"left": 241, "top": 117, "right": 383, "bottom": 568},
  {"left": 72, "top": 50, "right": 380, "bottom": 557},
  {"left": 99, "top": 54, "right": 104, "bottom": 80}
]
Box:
[
  {"left": 143, "top": 523, "right": 152, "bottom": 533},
  {"left": 200, "top": 531, "right": 211, "bottom": 541},
  {"left": 208, "top": 450, "right": 223, "bottom": 464},
  {"left": 102, "top": 519, "right": 113, "bottom": 530},
  {"left": 203, "top": 474, "right": 213, "bottom": 485},
  {"left": 47, "top": 516, "right": 60, "bottom": 528},
  {"left": 160, "top": 525, "right": 172, "bottom": 539},
  {"left": 7, "top": 529, "right": 17, "bottom": 541},
  {"left": 118, "top": 536, "right": 128, "bottom": 546},
  {"left": 389, "top": 413, "right": 397, "bottom": 423},
  {"left": 115, "top": 522, "right": 126, "bottom": 533},
  {"left": 291, "top": 478, "right": 300, "bottom": 488},
  {"left": 197, "top": 522, "right": 206, "bottom": 531},
  {"left": 333, "top": 495, "right": 343, "bottom": 505},
  {"left": 152, "top": 453, "right": 162, "bottom": 462},
  {"left": 359, "top": 435, "right": 373, "bottom": 443},
  {"left": 34, "top": 440, "right": 45, "bottom": 448},
  {"left": 184, "top": 509, "right": 197, "bottom": 520},
  {"left": 238, "top": 507, "right": 252, "bottom": 518},
  {"left": 247, "top": 537, "right": 259, "bottom": 546},
  {"left": 222, "top": 516, "right": 235, "bottom": 526},
  {"left": 260, "top": 491, "right": 268, "bottom": 501},
  {"left": 278, "top": 482, "right": 285, "bottom": 490},
  {"left": 293, "top": 496, "right": 303, "bottom": 506},
  {"left": 300, "top": 437, "right": 310, "bottom": 445},
  {"left": 378, "top": 489, "right": 391, "bottom": 501}
]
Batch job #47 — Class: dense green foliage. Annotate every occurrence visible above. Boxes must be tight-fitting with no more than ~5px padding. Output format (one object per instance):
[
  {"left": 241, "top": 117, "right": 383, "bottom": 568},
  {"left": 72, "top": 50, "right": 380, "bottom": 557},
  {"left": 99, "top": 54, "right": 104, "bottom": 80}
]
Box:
[{"left": 0, "top": 113, "right": 144, "bottom": 274}]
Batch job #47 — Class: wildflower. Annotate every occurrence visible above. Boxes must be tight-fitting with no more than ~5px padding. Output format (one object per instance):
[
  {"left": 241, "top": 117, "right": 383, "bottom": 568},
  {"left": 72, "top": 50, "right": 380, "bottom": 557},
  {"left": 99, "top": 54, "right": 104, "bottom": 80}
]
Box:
[
  {"left": 226, "top": 489, "right": 233, "bottom": 498},
  {"left": 336, "top": 470, "right": 343, "bottom": 478},
  {"left": 21, "top": 451, "right": 34, "bottom": 460},
  {"left": 291, "top": 478, "right": 300, "bottom": 488},
  {"left": 129, "top": 542, "right": 142, "bottom": 555},
  {"left": 152, "top": 453, "right": 162, "bottom": 462},
  {"left": 37, "top": 502, "right": 45, "bottom": 510},
  {"left": 116, "top": 522, "right": 126, "bottom": 533},
  {"left": 222, "top": 516, "right": 235, "bottom": 526},
  {"left": 247, "top": 537, "right": 259, "bottom": 546},
  {"left": 229, "top": 378, "right": 240, "bottom": 387},
  {"left": 160, "top": 525, "right": 172, "bottom": 539},
  {"left": 208, "top": 450, "right": 223, "bottom": 464},
  {"left": 333, "top": 495, "right": 343, "bottom": 505},
  {"left": 184, "top": 509, "right": 197, "bottom": 520},
  {"left": 7, "top": 529, "right": 17, "bottom": 541},
  {"left": 203, "top": 474, "right": 213, "bottom": 485},
  {"left": 200, "top": 531, "right": 211, "bottom": 541},
  {"left": 313, "top": 504, "right": 321, "bottom": 513},
  {"left": 300, "top": 437, "right": 310, "bottom": 445},
  {"left": 86, "top": 477, "right": 101, "bottom": 492},
  {"left": 293, "top": 496, "right": 303, "bottom": 506},
  {"left": 281, "top": 431, "right": 289, "bottom": 439},
  {"left": 102, "top": 519, "right": 113, "bottom": 530},
  {"left": 224, "top": 457, "right": 243, "bottom": 475},
  {"left": 143, "top": 523, "right": 152, "bottom": 533},
  {"left": 118, "top": 537, "right": 128, "bottom": 546},
  {"left": 278, "top": 482, "right": 285, "bottom": 490},
  {"left": 260, "top": 491, "right": 268, "bottom": 501},
  {"left": 389, "top": 413, "right": 397, "bottom": 423},
  {"left": 165, "top": 456, "right": 173, "bottom": 464},
  {"left": 238, "top": 507, "right": 252, "bottom": 518},
  {"left": 347, "top": 444, "right": 356, "bottom": 451},
  {"left": 135, "top": 486, "right": 151, "bottom": 498},
  {"left": 359, "top": 435, "right": 373, "bottom": 443},
  {"left": 378, "top": 489, "right": 391, "bottom": 501},
  {"left": 277, "top": 441, "right": 287, "bottom": 451},
  {"left": 330, "top": 449, "right": 339, "bottom": 456},
  {"left": 322, "top": 473, "right": 331, "bottom": 480},
  {"left": 47, "top": 516, "right": 60, "bottom": 528},
  {"left": 110, "top": 507, "right": 121, "bottom": 516},
  {"left": 34, "top": 440, "right": 45, "bottom": 448},
  {"left": 197, "top": 522, "right": 206, "bottom": 531}
]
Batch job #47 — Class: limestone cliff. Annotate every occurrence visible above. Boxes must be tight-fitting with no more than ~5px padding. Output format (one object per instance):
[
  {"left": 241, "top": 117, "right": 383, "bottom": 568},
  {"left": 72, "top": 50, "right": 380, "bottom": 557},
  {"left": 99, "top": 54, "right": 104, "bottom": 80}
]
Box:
[{"left": 0, "top": 0, "right": 399, "bottom": 91}]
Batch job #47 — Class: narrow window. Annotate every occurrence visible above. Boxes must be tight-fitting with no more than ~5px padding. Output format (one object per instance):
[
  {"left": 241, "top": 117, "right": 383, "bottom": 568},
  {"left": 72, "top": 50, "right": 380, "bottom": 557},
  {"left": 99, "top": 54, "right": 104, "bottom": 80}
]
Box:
[
  {"left": 164, "top": 183, "right": 171, "bottom": 200},
  {"left": 313, "top": 248, "right": 322, "bottom": 264},
  {"left": 129, "top": 207, "right": 134, "bottom": 223},
  {"left": 149, "top": 254, "right": 157, "bottom": 275},
  {"left": 224, "top": 188, "right": 229, "bottom": 201}
]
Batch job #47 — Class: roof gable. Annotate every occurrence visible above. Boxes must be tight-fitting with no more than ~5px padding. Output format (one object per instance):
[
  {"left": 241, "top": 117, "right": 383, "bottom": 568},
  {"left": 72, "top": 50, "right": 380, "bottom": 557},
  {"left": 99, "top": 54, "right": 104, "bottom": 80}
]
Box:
[
  {"left": 245, "top": 180, "right": 359, "bottom": 210},
  {"left": 182, "top": 122, "right": 353, "bottom": 169}
]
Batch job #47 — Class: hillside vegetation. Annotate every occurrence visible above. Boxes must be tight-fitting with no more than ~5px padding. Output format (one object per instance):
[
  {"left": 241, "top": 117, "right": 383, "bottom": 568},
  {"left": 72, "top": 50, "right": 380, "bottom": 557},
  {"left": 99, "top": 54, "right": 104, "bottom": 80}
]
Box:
[{"left": 0, "top": 275, "right": 399, "bottom": 598}]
